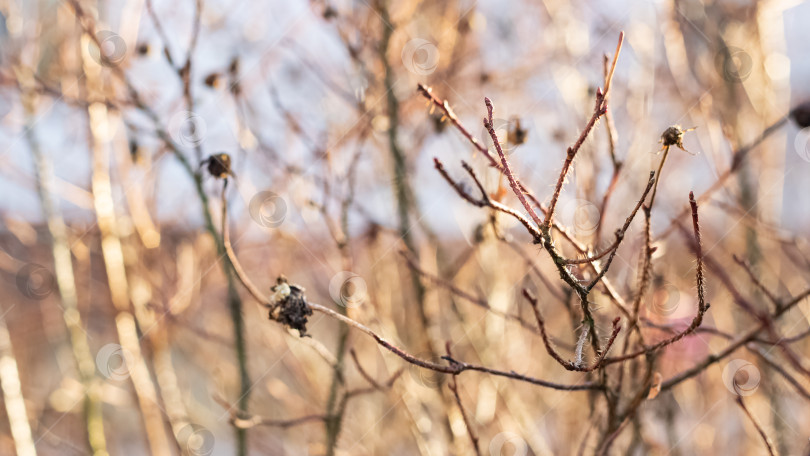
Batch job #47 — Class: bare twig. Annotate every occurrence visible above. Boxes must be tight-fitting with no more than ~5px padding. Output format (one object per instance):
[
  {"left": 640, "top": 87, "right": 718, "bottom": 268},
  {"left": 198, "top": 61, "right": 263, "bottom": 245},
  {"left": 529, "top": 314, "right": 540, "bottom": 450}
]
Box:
[
  {"left": 446, "top": 344, "right": 481, "bottom": 456},
  {"left": 524, "top": 290, "right": 621, "bottom": 372},
  {"left": 735, "top": 396, "right": 778, "bottom": 456},
  {"left": 733, "top": 254, "right": 780, "bottom": 309},
  {"left": 604, "top": 192, "right": 710, "bottom": 366},
  {"left": 545, "top": 32, "right": 623, "bottom": 229}
]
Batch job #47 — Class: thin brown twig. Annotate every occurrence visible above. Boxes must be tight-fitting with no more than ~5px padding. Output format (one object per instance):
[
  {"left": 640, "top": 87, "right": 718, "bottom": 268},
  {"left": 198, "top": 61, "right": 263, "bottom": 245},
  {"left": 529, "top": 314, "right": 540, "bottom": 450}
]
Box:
[
  {"left": 421, "top": 84, "right": 632, "bottom": 318},
  {"left": 585, "top": 172, "right": 656, "bottom": 292},
  {"left": 446, "top": 344, "right": 481, "bottom": 456},
  {"left": 644, "top": 319, "right": 810, "bottom": 401},
  {"left": 483, "top": 98, "right": 544, "bottom": 230},
  {"left": 735, "top": 396, "right": 778, "bottom": 456},
  {"left": 545, "top": 32, "right": 623, "bottom": 229},
  {"left": 434, "top": 158, "right": 542, "bottom": 242},
  {"left": 732, "top": 254, "right": 780, "bottom": 308},
  {"left": 661, "top": 287, "right": 810, "bottom": 390},
  {"left": 603, "top": 192, "right": 710, "bottom": 366},
  {"left": 595, "top": 54, "right": 623, "bottom": 245},
  {"left": 524, "top": 290, "right": 621, "bottom": 372},
  {"left": 596, "top": 415, "right": 631, "bottom": 456},
  {"left": 401, "top": 250, "right": 555, "bottom": 338},
  {"left": 349, "top": 349, "right": 404, "bottom": 391}
]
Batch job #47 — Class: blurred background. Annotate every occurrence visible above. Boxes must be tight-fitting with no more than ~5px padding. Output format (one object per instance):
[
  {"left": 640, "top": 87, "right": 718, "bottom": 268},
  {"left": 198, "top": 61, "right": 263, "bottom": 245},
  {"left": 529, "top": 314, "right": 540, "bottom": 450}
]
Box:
[{"left": 1, "top": 0, "right": 809, "bottom": 454}]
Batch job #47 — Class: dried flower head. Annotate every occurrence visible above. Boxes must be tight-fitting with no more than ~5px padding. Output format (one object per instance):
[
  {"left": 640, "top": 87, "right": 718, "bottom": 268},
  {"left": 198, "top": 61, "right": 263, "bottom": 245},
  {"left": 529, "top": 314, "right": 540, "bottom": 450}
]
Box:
[
  {"left": 270, "top": 276, "right": 313, "bottom": 337},
  {"left": 660, "top": 125, "right": 696, "bottom": 154},
  {"left": 202, "top": 153, "right": 233, "bottom": 179}
]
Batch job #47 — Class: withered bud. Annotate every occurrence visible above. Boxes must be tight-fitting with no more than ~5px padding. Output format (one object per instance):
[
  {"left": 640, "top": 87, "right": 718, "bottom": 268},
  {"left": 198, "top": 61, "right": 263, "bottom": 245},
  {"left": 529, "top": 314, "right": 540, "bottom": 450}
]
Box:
[
  {"left": 271, "top": 276, "right": 313, "bottom": 337},
  {"left": 660, "top": 124, "right": 696, "bottom": 154},
  {"left": 660, "top": 125, "right": 686, "bottom": 148},
  {"left": 202, "top": 153, "right": 233, "bottom": 179}
]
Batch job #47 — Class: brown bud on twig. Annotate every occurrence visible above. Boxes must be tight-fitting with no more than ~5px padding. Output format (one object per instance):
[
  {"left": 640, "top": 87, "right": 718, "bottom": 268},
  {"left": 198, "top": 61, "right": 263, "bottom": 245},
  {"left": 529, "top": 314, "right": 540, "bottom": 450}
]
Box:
[{"left": 660, "top": 125, "right": 696, "bottom": 153}]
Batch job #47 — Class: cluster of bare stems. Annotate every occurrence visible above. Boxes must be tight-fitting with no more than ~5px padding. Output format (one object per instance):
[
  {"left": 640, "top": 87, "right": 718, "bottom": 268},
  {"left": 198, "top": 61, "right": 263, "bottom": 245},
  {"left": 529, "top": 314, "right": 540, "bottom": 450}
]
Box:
[
  {"left": 14, "top": 0, "right": 810, "bottom": 448},
  {"left": 7, "top": 0, "right": 810, "bottom": 453},
  {"left": 212, "top": 31, "right": 810, "bottom": 455}
]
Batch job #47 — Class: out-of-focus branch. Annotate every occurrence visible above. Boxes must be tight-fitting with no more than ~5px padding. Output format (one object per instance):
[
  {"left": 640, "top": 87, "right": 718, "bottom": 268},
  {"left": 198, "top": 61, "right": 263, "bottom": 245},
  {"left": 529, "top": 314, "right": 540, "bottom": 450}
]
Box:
[
  {"left": 0, "top": 315, "right": 37, "bottom": 456},
  {"left": 25, "top": 115, "right": 107, "bottom": 455},
  {"left": 524, "top": 290, "right": 621, "bottom": 372},
  {"left": 79, "top": 28, "right": 172, "bottom": 454},
  {"left": 735, "top": 396, "right": 778, "bottom": 456}
]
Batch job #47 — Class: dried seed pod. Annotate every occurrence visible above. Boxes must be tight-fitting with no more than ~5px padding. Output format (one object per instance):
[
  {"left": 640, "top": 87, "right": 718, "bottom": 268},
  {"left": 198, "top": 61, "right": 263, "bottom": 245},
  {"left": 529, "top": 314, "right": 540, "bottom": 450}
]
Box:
[
  {"left": 202, "top": 153, "right": 233, "bottom": 179},
  {"left": 660, "top": 125, "right": 696, "bottom": 153},
  {"left": 791, "top": 101, "right": 810, "bottom": 128},
  {"left": 270, "top": 276, "right": 313, "bottom": 337}
]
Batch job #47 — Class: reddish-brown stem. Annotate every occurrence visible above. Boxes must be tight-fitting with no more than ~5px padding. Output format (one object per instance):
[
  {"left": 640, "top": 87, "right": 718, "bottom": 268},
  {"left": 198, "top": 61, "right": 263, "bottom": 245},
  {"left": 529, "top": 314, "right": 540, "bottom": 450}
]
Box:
[
  {"left": 483, "top": 98, "right": 544, "bottom": 230},
  {"left": 524, "top": 290, "right": 621, "bottom": 372},
  {"left": 585, "top": 172, "right": 656, "bottom": 292},
  {"left": 603, "top": 192, "right": 710, "bottom": 366},
  {"left": 661, "top": 287, "right": 810, "bottom": 390},
  {"left": 446, "top": 344, "right": 481, "bottom": 456},
  {"left": 545, "top": 32, "right": 623, "bottom": 229}
]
